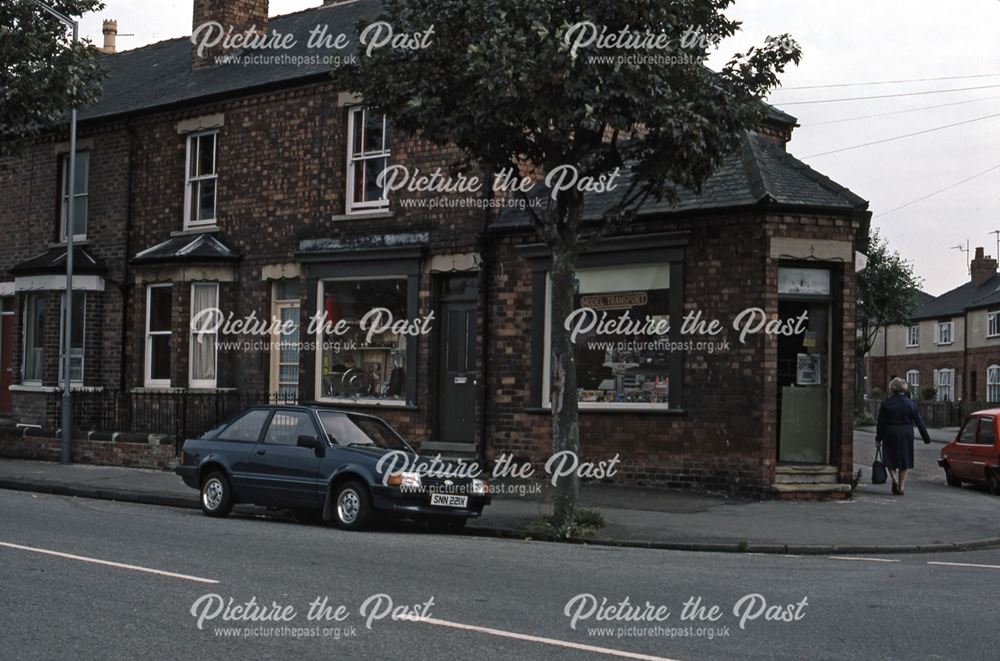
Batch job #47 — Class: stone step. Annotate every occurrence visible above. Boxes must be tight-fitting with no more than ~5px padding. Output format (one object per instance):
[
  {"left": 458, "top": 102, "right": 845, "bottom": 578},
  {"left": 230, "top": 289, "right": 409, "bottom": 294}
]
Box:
[
  {"left": 421, "top": 441, "right": 478, "bottom": 453},
  {"left": 772, "top": 483, "right": 852, "bottom": 494},
  {"left": 774, "top": 472, "right": 838, "bottom": 485}
]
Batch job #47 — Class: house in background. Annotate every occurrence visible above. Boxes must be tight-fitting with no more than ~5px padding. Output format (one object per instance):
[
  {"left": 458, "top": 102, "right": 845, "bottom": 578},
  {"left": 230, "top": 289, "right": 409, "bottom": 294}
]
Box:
[
  {"left": 869, "top": 247, "right": 1000, "bottom": 404},
  {"left": 0, "top": 0, "right": 872, "bottom": 498}
]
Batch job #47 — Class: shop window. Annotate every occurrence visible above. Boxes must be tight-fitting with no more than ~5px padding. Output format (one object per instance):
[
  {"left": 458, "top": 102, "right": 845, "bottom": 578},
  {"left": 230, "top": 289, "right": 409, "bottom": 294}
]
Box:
[
  {"left": 317, "top": 278, "right": 408, "bottom": 404},
  {"left": 933, "top": 368, "right": 955, "bottom": 401},
  {"left": 58, "top": 292, "right": 85, "bottom": 383},
  {"left": 346, "top": 107, "right": 390, "bottom": 213},
  {"left": 184, "top": 131, "right": 218, "bottom": 228},
  {"left": 906, "top": 325, "right": 919, "bottom": 347},
  {"left": 189, "top": 282, "right": 218, "bottom": 388},
  {"left": 21, "top": 293, "right": 46, "bottom": 384},
  {"left": 59, "top": 151, "right": 89, "bottom": 241},
  {"left": 988, "top": 365, "right": 1000, "bottom": 402},
  {"left": 145, "top": 284, "right": 173, "bottom": 387},
  {"left": 935, "top": 321, "right": 953, "bottom": 346},
  {"left": 544, "top": 263, "right": 673, "bottom": 409}
]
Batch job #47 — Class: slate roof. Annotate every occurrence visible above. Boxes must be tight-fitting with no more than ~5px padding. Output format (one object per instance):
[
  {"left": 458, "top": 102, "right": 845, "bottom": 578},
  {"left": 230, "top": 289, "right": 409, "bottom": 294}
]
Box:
[
  {"left": 912, "top": 274, "right": 1000, "bottom": 320},
  {"left": 491, "top": 131, "right": 869, "bottom": 230},
  {"left": 131, "top": 234, "right": 240, "bottom": 265},
  {"left": 79, "top": 1, "right": 381, "bottom": 122},
  {"left": 11, "top": 246, "right": 103, "bottom": 275}
]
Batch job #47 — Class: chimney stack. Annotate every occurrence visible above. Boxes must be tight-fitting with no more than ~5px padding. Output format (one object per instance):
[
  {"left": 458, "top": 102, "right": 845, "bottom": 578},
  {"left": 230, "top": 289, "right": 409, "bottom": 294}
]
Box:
[
  {"left": 971, "top": 246, "right": 997, "bottom": 287},
  {"left": 191, "top": 0, "right": 269, "bottom": 70},
  {"left": 100, "top": 19, "right": 118, "bottom": 53}
]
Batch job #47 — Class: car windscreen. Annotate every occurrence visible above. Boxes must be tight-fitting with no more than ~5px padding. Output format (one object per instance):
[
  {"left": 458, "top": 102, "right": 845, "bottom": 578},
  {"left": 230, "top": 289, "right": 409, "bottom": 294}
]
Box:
[{"left": 318, "top": 412, "right": 410, "bottom": 451}]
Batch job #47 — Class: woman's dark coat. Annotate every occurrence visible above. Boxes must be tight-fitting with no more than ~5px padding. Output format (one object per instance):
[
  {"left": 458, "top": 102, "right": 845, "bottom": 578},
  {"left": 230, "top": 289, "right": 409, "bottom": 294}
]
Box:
[{"left": 876, "top": 392, "right": 931, "bottom": 470}]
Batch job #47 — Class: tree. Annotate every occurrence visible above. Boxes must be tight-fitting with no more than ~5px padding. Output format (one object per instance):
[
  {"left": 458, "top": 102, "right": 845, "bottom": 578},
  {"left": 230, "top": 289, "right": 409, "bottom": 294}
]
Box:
[
  {"left": 0, "top": 0, "right": 106, "bottom": 158},
  {"left": 856, "top": 228, "right": 923, "bottom": 407},
  {"left": 337, "top": 0, "right": 799, "bottom": 524}
]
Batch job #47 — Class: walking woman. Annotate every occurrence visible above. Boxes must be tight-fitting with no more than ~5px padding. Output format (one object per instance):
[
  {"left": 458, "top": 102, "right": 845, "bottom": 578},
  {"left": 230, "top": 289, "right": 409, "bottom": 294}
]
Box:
[{"left": 876, "top": 377, "right": 932, "bottom": 495}]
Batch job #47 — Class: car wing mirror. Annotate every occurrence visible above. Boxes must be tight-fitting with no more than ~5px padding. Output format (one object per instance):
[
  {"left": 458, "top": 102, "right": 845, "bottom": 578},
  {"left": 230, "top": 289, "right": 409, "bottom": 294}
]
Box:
[{"left": 297, "top": 434, "right": 324, "bottom": 456}]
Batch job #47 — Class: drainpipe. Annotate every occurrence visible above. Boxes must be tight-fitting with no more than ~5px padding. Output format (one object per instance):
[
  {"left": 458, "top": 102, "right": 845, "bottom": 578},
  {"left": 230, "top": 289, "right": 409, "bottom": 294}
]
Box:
[
  {"left": 120, "top": 119, "right": 136, "bottom": 393},
  {"left": 476, "top": 167, "right": 494, "bottom": 469}
]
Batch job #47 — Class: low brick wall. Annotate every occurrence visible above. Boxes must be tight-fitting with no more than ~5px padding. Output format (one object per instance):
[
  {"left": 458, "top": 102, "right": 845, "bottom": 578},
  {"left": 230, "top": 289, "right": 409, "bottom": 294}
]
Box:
[{"left": 0, "top": 429, "right": 177, "bottom": 470}]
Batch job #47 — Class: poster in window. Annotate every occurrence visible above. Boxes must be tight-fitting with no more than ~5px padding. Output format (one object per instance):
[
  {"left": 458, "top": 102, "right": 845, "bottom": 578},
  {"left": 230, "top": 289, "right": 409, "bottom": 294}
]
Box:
[{"left": 796, "top": 353, "right": 822, "bottom": 385}]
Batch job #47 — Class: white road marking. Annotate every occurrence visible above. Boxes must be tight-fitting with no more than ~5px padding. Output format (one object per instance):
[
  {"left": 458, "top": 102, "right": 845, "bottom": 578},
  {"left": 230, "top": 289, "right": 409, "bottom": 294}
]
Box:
[
  {"left": 406, "top": 616, "right": 682, "bottom": 661},
  {"left": 0, "top": 541, "right": 220, "bottom": 584},
  {"left": 827, "top": 556, "right": 899, "bottom": 563},
  {"left": 927, "top": 561, "right": 1000, "bottom": 570}
]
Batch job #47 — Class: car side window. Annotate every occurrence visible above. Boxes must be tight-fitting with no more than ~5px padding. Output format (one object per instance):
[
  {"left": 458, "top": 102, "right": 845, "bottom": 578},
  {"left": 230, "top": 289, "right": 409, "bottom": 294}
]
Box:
[
  {"left": 264, "top": 410, "right": 317, "bottom": 446},
  {"left": 958, "top": 419, "right": 978, "bottom": 444},
  {"left": 977, "top": 417, "right": 996, "bottom": 446},
  {"left": 218, "top": 409, "right": 270, "bottom": 443}
]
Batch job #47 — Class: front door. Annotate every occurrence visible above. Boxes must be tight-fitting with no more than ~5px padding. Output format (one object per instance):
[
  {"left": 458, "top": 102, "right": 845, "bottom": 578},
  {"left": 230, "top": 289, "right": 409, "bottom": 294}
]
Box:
[
  {"left": 436, "top": 277, "right": 478, "bottom": 450},
  {"left": 0, "top": 311, "right": 13, "bottom": 414}
]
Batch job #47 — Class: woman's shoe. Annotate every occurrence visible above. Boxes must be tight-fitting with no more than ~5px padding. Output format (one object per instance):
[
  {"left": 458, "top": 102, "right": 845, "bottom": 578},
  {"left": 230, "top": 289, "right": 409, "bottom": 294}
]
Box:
[{"left": 891, "top": 480, "right": 899, "bottom": 495}]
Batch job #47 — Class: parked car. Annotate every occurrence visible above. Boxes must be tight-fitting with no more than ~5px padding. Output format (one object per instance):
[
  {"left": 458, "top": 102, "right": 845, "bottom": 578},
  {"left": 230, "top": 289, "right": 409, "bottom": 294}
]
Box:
[
  {"left": 938, "top": 408, "right": 1000, "bottom": 495},
  {"left": 175, "top": 405, "right": 490, "bottom": 530}
]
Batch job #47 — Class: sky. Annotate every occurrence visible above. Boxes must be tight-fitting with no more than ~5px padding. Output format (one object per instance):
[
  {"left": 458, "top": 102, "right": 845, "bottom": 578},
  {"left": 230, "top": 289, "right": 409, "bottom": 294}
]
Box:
[{"left": 73, "top": 0, "right": 1000, "bottom": 296}]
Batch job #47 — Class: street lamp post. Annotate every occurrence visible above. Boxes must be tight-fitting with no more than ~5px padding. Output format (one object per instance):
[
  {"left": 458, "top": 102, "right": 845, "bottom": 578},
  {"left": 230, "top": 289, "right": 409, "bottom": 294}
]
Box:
[{"left": 34, "top": 0, "right": 78, "bottom": 465}]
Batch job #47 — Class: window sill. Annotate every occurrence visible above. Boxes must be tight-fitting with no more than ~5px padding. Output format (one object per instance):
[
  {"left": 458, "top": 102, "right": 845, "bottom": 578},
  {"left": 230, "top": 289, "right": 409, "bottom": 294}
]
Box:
[
  {"left": 525, "top": 405, "right": 686, "bottom": 415},
  {"left": 316, "top": 397, "right": 416, "bottom": 411},
  {"left": 131, "top": 386, "right": 237, "bottom": 394},
  {"left": 173, "top": 226, "right": 219, "bottom": 237},
  {"left": 905, "top": 344, "right": 919, "bottom": 349},
  {"left": 49, "top": 239, "right": 90, "bottom": 248},
  {"left": 331, "top": 210, "right": 393, "bottom": 222},
  {"left": 10, "top": 384, "right": 97, "bottom": 393}
]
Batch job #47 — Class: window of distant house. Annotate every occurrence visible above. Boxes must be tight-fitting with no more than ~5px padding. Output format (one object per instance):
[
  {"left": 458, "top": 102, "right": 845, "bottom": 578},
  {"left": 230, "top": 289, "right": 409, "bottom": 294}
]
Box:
[
  {"left": 58, "top": 292, "right": 85, "bottom": 384},
  {"left": 935, "top": 321, "right": 953, "bottom": 345},
  {"left": 543, "top": 263, "right": 674, "bottom": 410},
  {"left": 906, "top": 369, "right": 919, "bottom": 391},
  {"left": 346, "top": 107, "right": 390, "bottom": 213},
  {"left": 988, "top": 312, "right": 1000, "bottom": 338},
  {"left": 184, "top": 131, "right": 217, "bottom": 228},
  {"left": 59, "top": 151, "right": 89, "bottom": 241},
  {"left": 21, "top": 293, "right": 46, "bottom": 384},
  {"left": 145, "top": 284, "right": 173, "bottom": 387},
  {"left": 934, "top": 368, "right": 955, "bottom": 402},
  {"left": 189, "top": 282, "right": 219, "bottom": 389},
  {"left": 316, "top": 278, "right": 409, "bottom": 405},
  {"left": 988, "top": 365, "right": 1000, "bottom": 402},
  {"left": 906, "top": 325, "right": 920, "bottom": 347}
]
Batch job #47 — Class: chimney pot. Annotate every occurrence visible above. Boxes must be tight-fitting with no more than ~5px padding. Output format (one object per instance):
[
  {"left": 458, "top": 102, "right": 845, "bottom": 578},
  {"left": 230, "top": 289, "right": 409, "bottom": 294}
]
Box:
[{"left": 101, "top": 19, "right": 117, "bottom": 53}]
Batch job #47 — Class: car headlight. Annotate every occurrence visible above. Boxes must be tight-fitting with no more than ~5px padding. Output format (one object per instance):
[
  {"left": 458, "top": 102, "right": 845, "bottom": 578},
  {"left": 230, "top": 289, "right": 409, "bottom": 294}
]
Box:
[
  {"left": 471, "top": 479, "right": 489, "bottom": 495},
  {"left": 386, "top": 472, "right": 422, "bottom": 489}
]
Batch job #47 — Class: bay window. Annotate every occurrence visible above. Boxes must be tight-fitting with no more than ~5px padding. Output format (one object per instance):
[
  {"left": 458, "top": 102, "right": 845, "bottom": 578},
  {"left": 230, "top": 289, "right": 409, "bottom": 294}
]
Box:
[
  {"left": 21, "top": 293, "right": 46, "bottom": 383},
  {"left": 346, "top": 107, "right": 390, "bottom": 213},
  {"left": 189, "top": 283, "right": 218, "bottom": 388},
  {"left": 58, "top": 292, "right": 85, "bottom": 383}
]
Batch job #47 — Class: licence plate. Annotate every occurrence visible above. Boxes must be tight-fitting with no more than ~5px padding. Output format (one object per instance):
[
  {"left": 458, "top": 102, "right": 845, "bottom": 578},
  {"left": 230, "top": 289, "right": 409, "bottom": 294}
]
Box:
[{"left": 430, "top": 493, "right": 468, "bottom": 508}]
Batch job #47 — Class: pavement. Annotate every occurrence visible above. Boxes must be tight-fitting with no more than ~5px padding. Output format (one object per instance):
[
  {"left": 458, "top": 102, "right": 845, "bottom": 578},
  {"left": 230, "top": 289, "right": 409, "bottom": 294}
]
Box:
[
  {"left": 3, "top": 488, "right": 999, "bottom": 660},
  {"left": 1, "top": 427, "right": 997, "bottom": 555}
]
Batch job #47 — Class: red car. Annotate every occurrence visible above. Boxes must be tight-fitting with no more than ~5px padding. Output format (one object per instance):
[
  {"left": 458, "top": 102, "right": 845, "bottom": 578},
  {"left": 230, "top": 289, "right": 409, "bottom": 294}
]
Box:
[{"left": 939, "top": 409, "right": 1000, "bottom": 495}]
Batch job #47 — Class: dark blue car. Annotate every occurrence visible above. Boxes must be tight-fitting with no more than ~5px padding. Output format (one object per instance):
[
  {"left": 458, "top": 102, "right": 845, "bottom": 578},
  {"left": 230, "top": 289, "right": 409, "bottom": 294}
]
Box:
[{"left": 175, "top": 405, "right": 490, "bottom": 531}]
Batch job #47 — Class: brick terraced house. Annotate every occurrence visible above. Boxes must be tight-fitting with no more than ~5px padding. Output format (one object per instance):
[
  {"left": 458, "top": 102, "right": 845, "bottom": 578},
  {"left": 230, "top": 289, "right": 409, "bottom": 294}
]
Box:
[
  {"left": 869, "top": 246, "right": 1000, "bottom": 407},
  {"left": 0, "top": 0, "right": 871, "bottom": 497}
]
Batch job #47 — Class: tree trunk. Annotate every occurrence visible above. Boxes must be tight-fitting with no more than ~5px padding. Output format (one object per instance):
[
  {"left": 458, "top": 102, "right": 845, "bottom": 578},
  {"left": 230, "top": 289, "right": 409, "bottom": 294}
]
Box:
[{"left": 549, "top": 240, "right": 580, "bottom": 526}]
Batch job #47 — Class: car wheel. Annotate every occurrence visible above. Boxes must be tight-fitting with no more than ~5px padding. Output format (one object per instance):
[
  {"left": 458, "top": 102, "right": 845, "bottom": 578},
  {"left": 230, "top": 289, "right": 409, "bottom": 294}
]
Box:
[
  {"left": 986, "top": 469, "right": 1000, "bottom": 496},
  {"left": 427, "top": 518, "right": 467, "bottom": 534},
  {"left": 200, "top": 471, "right": 234, "bottom": 517},
  {"left": 333, "top": 481, "right": 373, "bottom": 530},
  {"left": 943, "top": 464, "right": 962, "bottom": 488}
]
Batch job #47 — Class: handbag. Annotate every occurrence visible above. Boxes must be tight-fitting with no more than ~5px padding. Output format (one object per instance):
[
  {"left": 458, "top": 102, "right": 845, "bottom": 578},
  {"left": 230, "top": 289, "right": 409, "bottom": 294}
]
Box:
[{"left": 871, "top": 442, "right": 888, "bottom": 485}]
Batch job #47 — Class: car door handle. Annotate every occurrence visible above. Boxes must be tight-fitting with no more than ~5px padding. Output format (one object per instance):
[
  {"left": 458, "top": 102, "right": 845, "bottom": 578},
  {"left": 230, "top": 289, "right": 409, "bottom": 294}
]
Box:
[{"left": 256, "top": 449, "right": 266, "bottom": 455}]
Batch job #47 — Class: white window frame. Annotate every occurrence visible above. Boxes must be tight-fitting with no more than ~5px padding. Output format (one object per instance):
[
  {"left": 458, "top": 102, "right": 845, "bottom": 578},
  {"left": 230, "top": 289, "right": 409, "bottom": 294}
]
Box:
[
  {"left": 905, "top": 324, "right": 920, "bottom": 348},
  {"left": 345, "top": 107, "right": 390, "bottom": 214},
  {"left": 144, "top": 284, "right": 173, "bottom": 388},
  {"left": 542, "top": 263, "right": 673, "bottom": 412},
  {"left": 988, "top": 312, "right": 1000, "bottom": 338},
  {"left": 183, "top": 130, "right": 218, "bottom": 229},
  {"left": 189, "top": 282, "right": 219, "bottom": 389},
  {"left": 934, "top": 368, "right": 955, "bottom": 402},
  {"left": 905, "top": 369, "right": 919, "bottom": 391},
  {"left": 988, "top": 365, "right": 1000, "bottom": 402},
  {"left": 21, "top": 293, "right": 46, "bottom": 385},
  {"left": 59, "top": 151, "right": 89, "bottom": 242},
  {"left": 935, "top": 321, "right": 954, "bottom": 346},
  {"left": 270, "top": 291, "right": 301, "bottom": 403},
  {"left": 58, "top": 291, "right": 85, "bottom": 385}
]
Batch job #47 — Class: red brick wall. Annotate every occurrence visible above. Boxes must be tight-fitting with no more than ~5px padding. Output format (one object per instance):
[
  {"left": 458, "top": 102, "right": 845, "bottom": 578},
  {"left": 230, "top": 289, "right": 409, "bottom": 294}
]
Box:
[{"left": 0, "top": 430, "right": 175, "bottom": 470}]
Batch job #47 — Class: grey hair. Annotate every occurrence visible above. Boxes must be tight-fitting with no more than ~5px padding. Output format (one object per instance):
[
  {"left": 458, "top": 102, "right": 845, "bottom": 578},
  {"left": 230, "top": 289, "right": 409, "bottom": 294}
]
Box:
[{"left": 889, "top": 378, "right": 909, "bottom": 394}]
